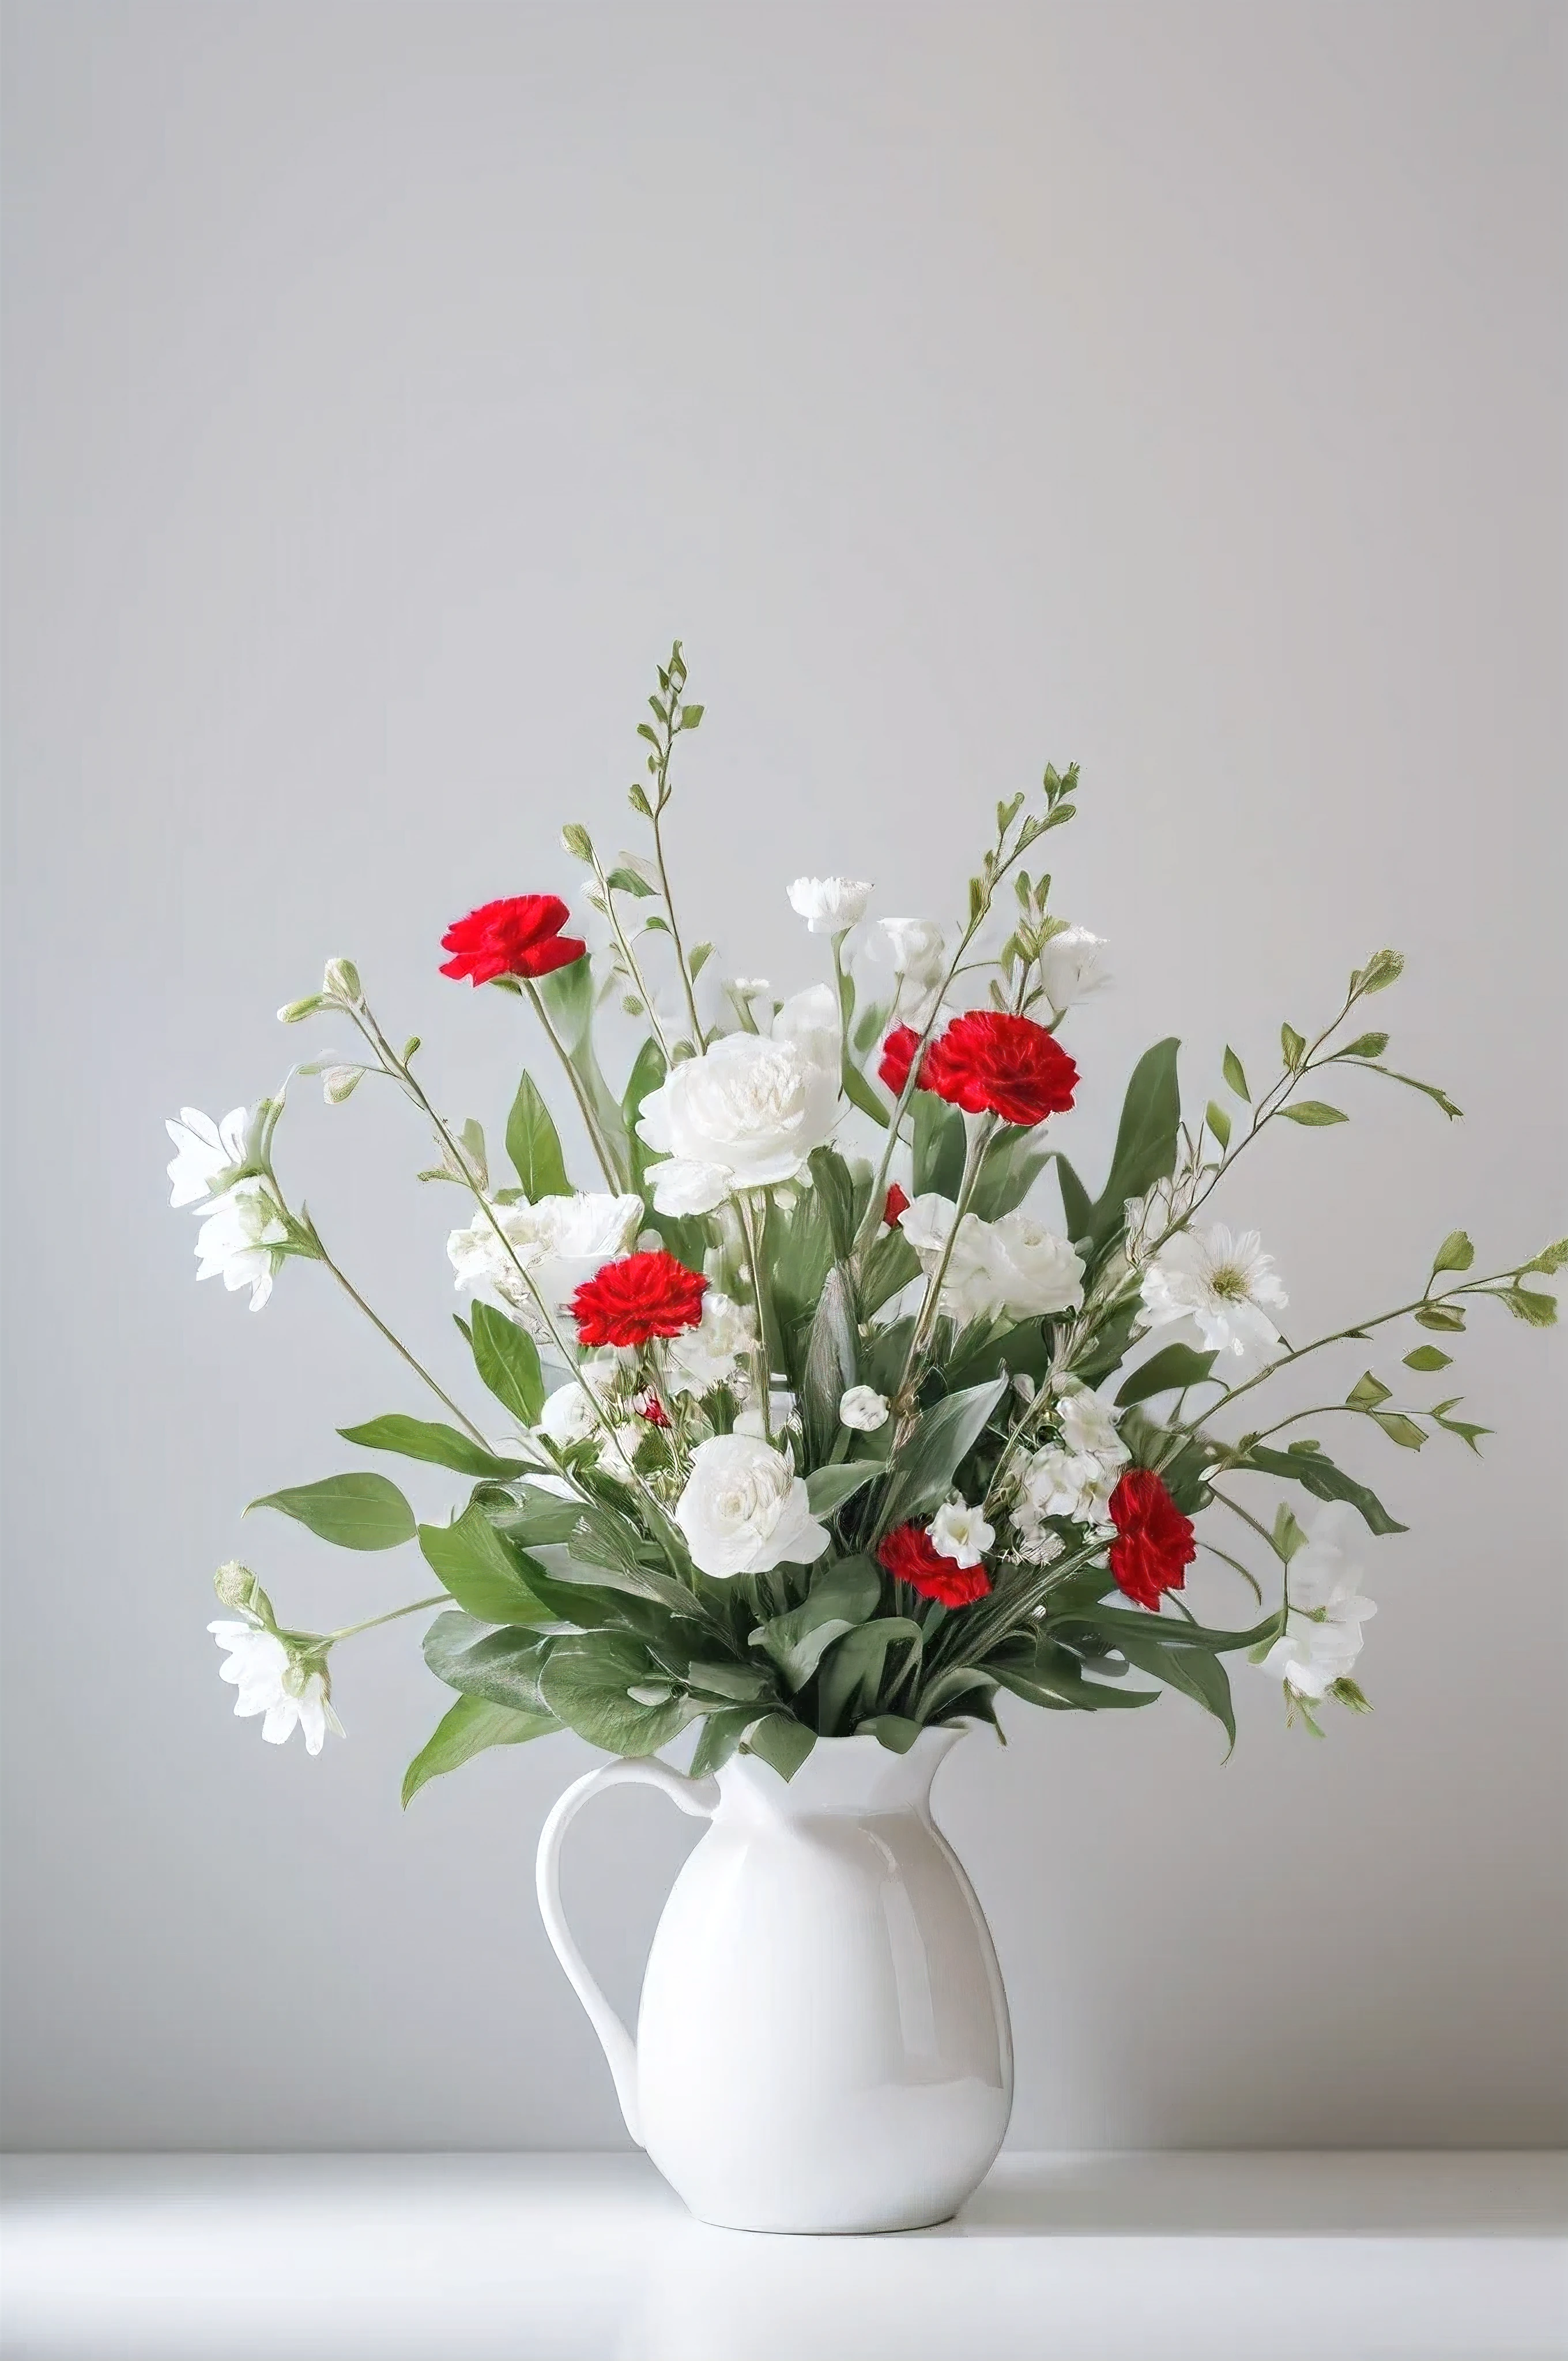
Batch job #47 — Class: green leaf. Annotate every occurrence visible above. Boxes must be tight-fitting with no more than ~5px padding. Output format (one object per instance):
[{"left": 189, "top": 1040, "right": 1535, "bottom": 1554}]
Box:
[
  {"left": 1523, "top": 1238, "right": 1568, "bottom": 1274},
  {"left": 1414, "top": 1300, "right": 1467, "bottom": 1332},
  {"left": 857, "top": 1714, "right": 923, "bottom": 1754},
  {"left": 800, "top": 1265, "right": 860, "bottom": 1465},
  {"left": 1108, "top": 1630, "right": 1236, "bottom": 1749},
  {"left": 1502, "top": 1286, "right": 1558, "bottom": 1327},
  {"left": 1237, "top": 1443, "right": 1407, "bottom": 1535},
  {"left": 1280, "top": 1023, "right": 1306, "bottom": 1069},
  {"left": 1222, "top": 1046, "right": 1250, "bottom": 1101},
  {"left": 912, "top": 1092, "right": 966, "bottom": 1197},
  {"left": 1053, "top": 1605, "right": 1281, "bottom": 1655},
  {"left": 469, "top": 1302, "right": 545, "bottom": 1425},
  {"left": 1084, "top": 1039, "right": 1181, "bottom": 1254},
  {"left": 1271, "top": 1503, "right": 1307, "bottom": 1562},
  {"left": 688, "top": 1707, "right": 757, "bottom": 1776},
  {"left": 1345, "top": 1372, "right": 1392, "bottom": 1410},
  {"left": 744, "top": 1714, "right": 816, "bottom": 1782},
  {"left": 879, "top": 1375, "right": 1008, "bottom": 1529},
  {"left": 622, "top": 1037, "right": 668, "bottom": 1195},
  {"left": 1431, "top": 1230, "right": 1475, "bottom": 1275},
  {"left": 422, "top": 1610, "right": 552, "bottom": 1711},
  {"left": 506, "top": 1072, "right": 571, "bottom": 1198},
  {"left": 1428, "top": 1400, "right": 1490, "bottom": 1453},
  {"left": 1335, "top": 1031, "right": 1390, "bottom": 1060},
  {"left": 1056, "top": 1155, "right": 1093, "bottom": 1246},
  {"left": 968, "top": 1128, "right": 1056, "bottom": 1221},
  {"left": 990, "top": 1637, "right": 1159, "bottom": 1713},
  {"left": 804, "top": 1461, "right": 883, "bottom": 1519},
  {"left": 1362, "top": 1064, "right": 1462, "bottom": 1119},
  {"left": 1114, "top": 1344, "right": 1218, "bottom": 1407},
  {"left": 247, "top": 1473, "right": 416, "bottom": 1551},
  {"left": 419, "top": 1506, "right": 550, "bottom": 1624},
  {"left": 1205, "top": 1099, "right": 1231, "bottom": 1150},
  {"left": 817, "top": 1618, "right": 922, "bottom": 1732},
  {"left": 338, "top": 1416, "right": 526, "bottom": 1480},
  {"left": 689, "top": 942, "right": 715, "bottom": 979},
  {"left": 750, "top": 1556, "right": 880, "bottom": 1691},
  {"left": 605, "top": 865, "right": 655, "bottom": 898},
  {"left": 1403, "top": 1344, "right": 1452, "bottom": 1371},
  {"left": 539, "top": 1632, "right": 695, "bottom": 1757},
  {"left": 1352, "top": 948, "right": 1404, "bottom": 995},
  {"left": 401, "top": 1693, "right": 557, "bottom": 1806},
  {"left": 1279, "top": 1101, "right": 1348, "bottom": 1127}
]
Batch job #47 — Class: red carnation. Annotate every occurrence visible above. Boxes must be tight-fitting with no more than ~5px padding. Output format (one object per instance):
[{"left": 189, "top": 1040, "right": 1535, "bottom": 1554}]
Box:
[
  {"left": 439, "top": 895, "right": 586, "bottom": 985},
  {"left": 636, "top": 1393, "right": 671, "bottom": 1429},
  {"left": 921, "top": 1010, "right": 1078, "bottom": 1127},
  {"left": 877, "top": 1522, "right": 992, "bottom": 1608},
  {"left": 1107, "top": 1468, "right": 1197, "bottom": 1611},
  {"left": 883, "top": 1181, "right": 911, "bottom": 1227},
  {"left": 879, "top": 1025, "right": 927, "bottom": 1097},
  {"left": 571, "top": 1253, "right": 708, "bottom": 1349}
]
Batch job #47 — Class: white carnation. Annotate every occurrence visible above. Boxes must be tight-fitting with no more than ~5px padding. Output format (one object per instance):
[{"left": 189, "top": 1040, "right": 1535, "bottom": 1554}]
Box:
[
  {"left": 838, "top": 1384, "right": 889, "bottom": 1432},
  {"left": 896, "top": 1192, "right": 998, "bottom": 1323},
  {"left": 1054, "top": 1382, "right": 1129, "bottom": 1469},
  {"left": 665, "top": 1290, "right": 757, "bottom": 1397},
  {"left": 1141, "top": 1223, "right": 1287, "bottom": 1361},
  {"left": 447, "top": 1193, "right": 643, "bottom": 1325},
  {"left": 636, "top": 1013, "right": 840, "bottom": 1216},
  {"left": 1039, "top": 926, "right": 1111, "bottom": 1016},
  {"left": 982, "top": 1210, "right": 1085, "bottom": 1318},
  {"left": 537, "top": 1350, "right": 625, "bottom": 1446},
  {"left": 787, "top": 875, "right": 873, "bottom": 933},
  {"left": 928, "top": 1497, "right": 994, "bottom": 1569},
  {"left": 1260, "top": 1504, "right": 1378, "bottom": 1700},
  {"left": 674, "top": 1434, "right": 831, "bottom": 1578}
]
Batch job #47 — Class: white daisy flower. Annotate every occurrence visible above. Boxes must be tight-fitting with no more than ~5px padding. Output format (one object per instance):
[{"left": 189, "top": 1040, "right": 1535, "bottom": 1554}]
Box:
[
  {"left": 1259, "top": 1503, "right": 1377, "bottom": 1701},
  {"left": 209, "top": 1622, "right": 342, "bottom": 1755},
  {"left": 1140, "top": 1223, "right": 1287, "bottom": 1360}
]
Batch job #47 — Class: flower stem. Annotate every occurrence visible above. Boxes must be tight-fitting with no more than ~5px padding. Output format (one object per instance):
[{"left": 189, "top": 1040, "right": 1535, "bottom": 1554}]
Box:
[
  {"left": 308, "top": 1236, "right": 492, "bottom": 1446},
  {"left": 323, "top": 1595, "right": 448, "bottom": 1645},
  {"left": 521, "top": 980, "right": 625, "bottom": 1190}
]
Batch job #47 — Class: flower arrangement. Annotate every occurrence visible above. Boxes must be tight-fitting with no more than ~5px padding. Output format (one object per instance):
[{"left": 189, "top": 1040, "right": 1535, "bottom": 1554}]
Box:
[{"left": 172, "top": 646, "right": 1563, "bottom": 1800}]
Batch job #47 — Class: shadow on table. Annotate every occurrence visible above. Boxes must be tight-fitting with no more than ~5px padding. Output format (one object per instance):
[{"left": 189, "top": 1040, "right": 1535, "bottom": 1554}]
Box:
[{"left": 935, "top": 2150, "right": 1568, "bottom": 2239}]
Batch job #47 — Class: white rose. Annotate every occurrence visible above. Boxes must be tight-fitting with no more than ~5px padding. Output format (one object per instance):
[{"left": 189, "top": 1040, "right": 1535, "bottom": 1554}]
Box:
[
  {"left": 838, "top": 1384, "right": 889, "bottom": 1432},
  {"left": 980, "top": 1211, "right": 1085, "bottom": 1318},
  {"left": 1039, "top": 926, "right": 1111, "bottom": 1016},
  {"left": 1054, "top": 1382, "right": 1129, "bottom": 1470},
  {"left": 537, "top": 1351, "right": 624, "bottom": 1446},
  {"left": 770, "top": 983, "right": 842, "bottom": 1074},
  {"left": 787, "top": 875, "right": 873, "bottom": 933},
  {"left": 1260, "top": 1503, "right": 1378, "bottom": 1700},
  {"left": 896, "top": 1192, "right": 998, "bottom": 1323},
  {"left": 636, "top": 1027, "right": 840, "bottom": 1216},
  {"left": 664, "top": 1290, "right": 757, "bottom": 1397},
  {"left": 928, "top": 1497, "right": 994, "bottom": 1568},
  {"left": 447, "top": 1193, "right": 643, "bottom": 1324},
  {"left": 674, "top": 1434, "right": 831, "bottom": 1578}
]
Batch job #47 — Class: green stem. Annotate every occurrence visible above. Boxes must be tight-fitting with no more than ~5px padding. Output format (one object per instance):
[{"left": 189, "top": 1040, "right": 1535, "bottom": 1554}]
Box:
[
  {"left": 650, "top": 786, "right": 706, "bottom": 1050},
  {"left": 323, "top": 1595, "right": 448, "bottom": 1645},
  {"left": 522, "top": 980, "right": 625, "bottom": 1189},
  {"left": 589, "top": 859, "right": 676, "bottom": 1065},
  {"left": 309, "top": 1236, "right": 492, "bottom": 1446},
  {"left": 735, "top": 1191, "right": 776, "bottom": 1440},
  {"left": 895, "top": 1114, "right": 997, "bottom": 1412}
]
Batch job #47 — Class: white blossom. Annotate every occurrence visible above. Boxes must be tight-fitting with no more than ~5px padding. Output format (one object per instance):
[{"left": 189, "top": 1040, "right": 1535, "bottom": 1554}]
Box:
[
  {"left": 636, "top": 1009, "right": 840, "bottom": 1216},
  {"left": 1141, "top": 1223, "right": 1288, "bottom": 1361},
  {"left": 664, "top": 1290, "right": 757, "bottom": 1397},
  {"left": 768, "top": 982, "right": 841, "bottom": 1074},
  {"left": 194, "top": 1179, "right": 288, "bottom": 1310},
  {"left": 838, "top": 1384, "right": 889, "bottom": 1432},
  {"left": 209, "top": 1622, "right": 342, "bottom": 1754},
  {"left": 537, "top": 1351, "right": 625, "bottom": 1446},
  {"left": 166, "top": 1106, "right": 250, "bottom": 1208},
  {"left": 897, "top": 1193, "right": 998, "bottom": 1323},
  {"left": 928, "top": 1497, "right": 994, "bottom": 1568},
  {"left": 1016, "top": 1442, "right": 1118, "bottom": 1526},
  {"left": 879, "top": 917, "right": 949, "bottom": 1025},
  {"left": 1008, "top": 1510, "right": 1065, "bottom": 1567},
  {"left": 787, "top": 875, "right": 873, "bottom": 933},
  {"left": 1260, "top": 1504, "right": 1378, "bottom": 1700},
  {"left": 898, "top": 1193, "right": 1083, "bottom": 1324},
  {"left": 674, "top": 1434, "right": 830, "bottom": 1578},
  {"left": 732, "top": 977, "right": 771, "bottom": 998},
  {"left": 1039, "top": 927, "right": 1111, "bottom": 1016},
  {"left": 1122, "top": 1168, "right": 1206, "bottom": 1261},
  {"left": 447, "top": 1193, "right": 643, "bottom": 1325},
  {"left": 1054, "top": 1382, "right": 1130, "bottom": 1471}
]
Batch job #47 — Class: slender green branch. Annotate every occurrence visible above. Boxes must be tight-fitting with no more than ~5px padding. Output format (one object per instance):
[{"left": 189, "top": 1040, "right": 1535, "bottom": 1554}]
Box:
[
  {"left": 323, "top": 1596, "right": 448, "bottom": 1645},
  {"left": 521, "top": 979, "right": 625, "bottom": 1189},
  {"left": 307, "top": 1232, "right": 492, "bottom": 1447}
]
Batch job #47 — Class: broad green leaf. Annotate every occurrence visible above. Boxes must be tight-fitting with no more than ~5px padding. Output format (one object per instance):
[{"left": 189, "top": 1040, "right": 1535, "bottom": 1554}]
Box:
[
  {"left": 247, "top": 1473, "right": 416, "bottom": 1551},
  {"left": 338, "top": 1416, "right": 526, "bottom": 1480},
  {"left": 540, "top": 1632, "right": 696, "bottom": 1756},
  {"left": 990, "top": 1637, "right": 1159, "bottom": 1713},
  {"left": 1236, "top": 1443, "right": 1407, "bottom": 1535},
  {"left": 1280, "top": 1023, "right": 1306, "bottom": 1069},
  {"left": 1345, "top": 1372, "right": 1392, "bottom": 1410},
  {"left": 842, "top": 1058, "right": 891, "bottom": 1130},
  {"left": 485, "top": 1483, "right": 586, "bottom": 1548},
  {"left": 804, "top": 1461, "right": 884, "bottom": 1519},
  {"left": 1109, "top": 1629, "right": 1237, "bottom": 1749},
  {"left": 879, "top": 1375, "right": 1008, "bottom": 1530},
  {"left": 1524, "top": 1239, "right": 1568, "bottom": 1274},
  {"left": 1335, "top": 1031, "right": 1390, "bottom": 1060},
  {"left": 419, "top": 1505, "right": 550, "bottom": 1624},
  {"left": 1371, "top": 1412, "right": 1426, "bottom": 1449},
  {"left": 423, "top": 1609, "right": 552, "bottom": 1711},
  {"left": 623, "top": 1038, "right": 667, "bottom": 1195},
  {"left": 1279, "top": 1100, "right": 1348, "bottom": 1126},
  {"left": 860, "top": 1224, "right": 921, "bottom": 1317},
  {"left": 1056, "top": 1155, "right": 1093, "bottom": 1247},
  {"left": 857, "top": 1714, "right": 923, "bottom": 1754},
  {"left": 800, "top": 1264, "right": 860, "bottom": 1464},
  {"left": 1222, "top": 1046, "right": 1250, "bottom": 1101},
  {"left": 401, "top": 1692, "right": 556, "bottom": 1806},
  {"left": 1084, "top": 1039, "right": 1181, "bottom": 1254},
  {"left": 1502, "top": 1285, "right": 1558, "bottom": 1327},
  {"left": 1271, "top": 1503, "right": 1307, "bottom": 1562},
  {"left": 506, "top": 1072, "right": 571, "bottom": 1198},
  {"left": 605, "top": 865, "right": 655, "bottom": 897},
  {"left": 1352, "top": 948, "right": 1404, "bottom": 994},
  {"left": 1414, "top": 1301, "right": 1467, "bottom": 1332},
  {"left": 1431, "top": 1231, "right": 1475, "bottom": 1276},
  {"left": 1205, "top": 1100, "right": 1231, "bottom": 1151},
  {"left": 469, "top": 1302, "right": 545, "bottom": 1425},
  {"left": 970, "top": 1128, "right": 1055, "bottom": 1221},
  {"left": 1428, "top": 1398, "right": 1490, "bottom": 1453},
  {"left": 915, "top": 1664, "right": 998, "bottom": 1723},
  {"left": 744, "top": 1715, "right": 816, "bottom": 1782},
  {"left": 1115, "top": 1344, "right": 1218, "bottom": 1407},
  {"left": 689, "top": 1707, "right": 756, "bottom": 1776},
  {"left": 913, "top": 1092, "right": 966, "bottom": 1198},
  {"left": 1403, "top": 1345, "right": 1453, "bottom": 1372},
  {"left": 1053, "top": 1605, "right": 1281, "bottom": 1655},
  {"left": 750, "top": 1556, "right": 881, "bottom": 1691},
  {"left": 684, "top": 1659, "right": 773, "bottom": 1703},
  {"left": 1362, "top": 1064, "right": 1461, "bottom": 1119},
  {"left": 817, "top": 1617, "right": 922, "bottom": 1732}
]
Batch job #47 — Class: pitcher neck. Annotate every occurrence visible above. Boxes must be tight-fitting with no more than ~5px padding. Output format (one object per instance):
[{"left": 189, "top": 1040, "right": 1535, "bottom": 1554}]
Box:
[{"left": 714, "top": 1726, "right": 965, "bottom": 1819}]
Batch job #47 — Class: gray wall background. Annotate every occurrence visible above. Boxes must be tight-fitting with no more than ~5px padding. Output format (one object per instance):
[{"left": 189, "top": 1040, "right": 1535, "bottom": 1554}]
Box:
[{"left": 3, "top": 1, "right": 1563, "bottom": 2153}]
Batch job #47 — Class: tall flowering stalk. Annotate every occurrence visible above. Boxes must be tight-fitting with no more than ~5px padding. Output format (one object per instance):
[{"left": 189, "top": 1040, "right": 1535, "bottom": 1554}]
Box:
[{"left": 168, "top": 644, "right": 1563, "bottom": 1796}]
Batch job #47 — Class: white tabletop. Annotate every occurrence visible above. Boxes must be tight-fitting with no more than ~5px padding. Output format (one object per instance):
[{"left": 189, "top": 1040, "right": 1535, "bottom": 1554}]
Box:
[{"left": 3, "top": 2150, "right": 1563, "bottom": 2360}]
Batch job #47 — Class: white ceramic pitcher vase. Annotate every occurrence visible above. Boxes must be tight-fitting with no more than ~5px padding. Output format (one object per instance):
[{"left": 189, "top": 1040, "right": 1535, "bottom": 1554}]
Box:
[{"left": 535, "top": 1725, "right": 1012, "bottom": 2234}]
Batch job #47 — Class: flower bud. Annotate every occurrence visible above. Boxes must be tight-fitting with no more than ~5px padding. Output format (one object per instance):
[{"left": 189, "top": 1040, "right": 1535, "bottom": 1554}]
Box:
[
  {"left": 277, "top": 995, "right": 326, "bottom": 1025},
  {"left": 213, "top": 1560, "right": 263, "bottom": 1614},
  {"left": 322, "top": 957, "right": 361, "bottom": 1001},
  {"left": 560, "top": 823, "right": 594, "bottom": 861},
  {"left": 322, "top": 1065, "right": 363, "bottom": 1104}
]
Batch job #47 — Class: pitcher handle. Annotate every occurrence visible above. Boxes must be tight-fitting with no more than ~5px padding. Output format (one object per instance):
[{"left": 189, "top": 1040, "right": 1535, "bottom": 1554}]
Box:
[{"left": 534, "top": 1758, "right": 721, "bottom": 2146}]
